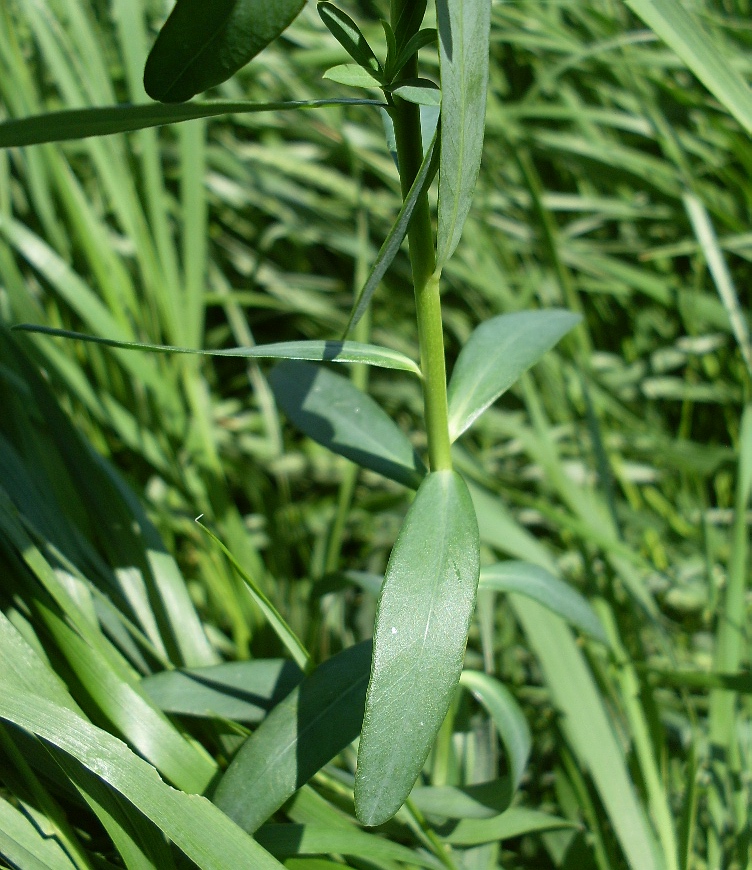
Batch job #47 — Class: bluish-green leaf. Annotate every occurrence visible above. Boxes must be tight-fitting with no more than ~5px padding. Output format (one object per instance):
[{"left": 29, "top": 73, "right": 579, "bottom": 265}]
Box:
[
  {"left": 440, "top": 807, "right": 575, "bottom": 846},
  {"left": 390, "top": 79, "right": 441, "bottom": 107},
  {"left": 318, "top": 3, "right": 382, "bottom": 78},
  {"left": 435, "top": 0, "right": 492, "bottom": 271},
  {"left": 459, "top": 670, "right": 531, "bottom": 792},
  {"left": 213, "top": 642, "right": 371, "bottom": 833},
  {"left": 323, "top": 64, "right": 382, "bottom": 89},
  {"left": 12, "top": 325, "right": 422, "bottom": 376},
  {"left": 142, "top": 659, "right": 304, "bottom": 723},
  {"left": 447, "top": 310, "right": 580, "bottom": 440},
  {"left": 355, "top": 471, "right": 480, "bottom": 826},
  {"left": 480, "top": 562, "right": 608, "bottom": 644},
  {"left": 387, "top": 29, "right": 438, "bottom": 80},
  {"left": 411, "top": 779, "right": 512, "bottom": 819},
  {"left": 0, "top": 100, "right": 384, "bottom": 148},
  {"left": 144, "top": 0, "right": 307, "bottom": 102},
  {"left": 269, "top": 361, "right": 426, "bottom": 488}
]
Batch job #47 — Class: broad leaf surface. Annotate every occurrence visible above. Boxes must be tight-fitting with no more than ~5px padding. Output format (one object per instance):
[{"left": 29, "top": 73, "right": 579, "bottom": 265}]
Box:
[
  {"left": 355, "top": 471, "right": 480, "bottom": 825},
  {"left": 142, "top": 659, "right": 304, "bottom": 723},
  {"left": 480, "top": 562, "right": 607, "bottom": 644},
  {"left": 0, "top": 688, "right": 285, "bottom": 870},
  {"left": 213, "top": 642, "right": 371, "bottom": 833},
  {"left": 459, "top": 670, "right": 531, "bottom": 792},
  {"left": 143, "top": 0, "right": 307, "bottom": 102},
  {"left": 447, "top": 309, "right": 580, "bottom": 440},
  {"left": 13, "top": 325, "right": 421, "bottom": 376},
  {"left": 435, "top": 0, "right": 492, "bottom": 270},
  {"left": 269, "top": 361, "right": 426, "bottom": 488}
]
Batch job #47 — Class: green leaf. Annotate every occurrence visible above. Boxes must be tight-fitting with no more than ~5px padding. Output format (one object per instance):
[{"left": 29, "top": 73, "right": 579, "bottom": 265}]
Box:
[
  {"left": 440, "top": 807, "right": 575, "bottom": 846},
  {"left": 318, "top": 3, "right": 382, "bottom": 78},
  {"left": 480, "top": 562, "right": 608, "bottom": 644},
  {"left": 345, "top": 130, "right": 439, "bottom": 334},
  {"left": 196, "top": 519, "right": 312, "bottom": 673},
  {"left": 142, "top": 659, "right": 304, "bottom": 723},
  {"left": 143, "top": 0, "right": 307, "bottom": 102},
  {"left": 0, "top": 688, "right": 285, "bottom": 870},
  {"left": 12, "top": 325, "right": 422, "bottom": 377},
  {"left": 387, "top": 29, "right": 438, "bottom": 80},
  {"left": 411, "top": 779, "right": 512, "bottom": 819},
  {"left": 268, "top": 361, "right": 427, "bottom": 488},
  {"left": 323, "top": 64, "right": 382, "bottom": 89},
  {"left": 447, "top": 310, "right": 580, "bottom": 441},
  {"left": 459, "top": 670, "right": 531, "bottom": 792},
  {"left": 390, "top": 79, "right": 441, "bottom": 107},
  {"left": 355, "top": 471, "right": 480, "bottom": 826},
  {"left": 624, "top": 0, "right": 752, "bottom": 136},
  {"left": 0, "top": 795, "right": 79, "bottom": 870},
  {"left": 435, "top": 0, "right": 492, "bottom": 271},
  {"left": 213, "top": 642, "right": 371, "bottom": 833},
  {"left": 0, "top": 100, "right": 383, "bottom": 148}
]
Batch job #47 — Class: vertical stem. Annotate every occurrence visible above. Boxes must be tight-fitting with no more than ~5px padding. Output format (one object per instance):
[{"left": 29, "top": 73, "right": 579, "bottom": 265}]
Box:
[{"left": 390, "top": 0, "right": 452, "bottom": 472}]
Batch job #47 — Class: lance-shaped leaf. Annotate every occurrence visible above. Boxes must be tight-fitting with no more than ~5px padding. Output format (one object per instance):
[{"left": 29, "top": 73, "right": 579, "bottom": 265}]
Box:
[
  {"left": 435, "top": 0, "right": 492, "bottom": 271},
  {"left": 213, "top": 642, "right": 371, "bottom": 833},
  {"left": 144, "top": 0, "right": 307, "bottom": 103},
  {"left": 480, "top": 562, "right": 608, "bottom": 645},
  {"left": 447, "top": 309, "right": 580, "bottom": 441},
  {"left": 318, "top": 3, "right": 382, "bottom": 79},
  {"left": 12, "top": 325, "right": 421, "bottom": 376},
  {"left": 355, "top": 471, "right": 480, "bottom": 826},
  {"left": 269, "top": 361, "right": 426, "bottom": 488}
]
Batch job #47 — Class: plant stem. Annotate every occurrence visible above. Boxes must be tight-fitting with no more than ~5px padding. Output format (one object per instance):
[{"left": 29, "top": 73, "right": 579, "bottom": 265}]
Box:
[{"left": 390, "top": 1, "right": 452, "bottom": 472}]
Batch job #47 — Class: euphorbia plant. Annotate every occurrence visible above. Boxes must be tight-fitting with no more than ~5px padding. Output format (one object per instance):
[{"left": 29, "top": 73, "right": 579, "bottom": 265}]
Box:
[{"left": 5, "top": 0, "right": 589, "bottom": 834}]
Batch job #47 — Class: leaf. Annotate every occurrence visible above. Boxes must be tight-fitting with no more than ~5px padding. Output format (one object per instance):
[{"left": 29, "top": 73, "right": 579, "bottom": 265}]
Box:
[
  {"left": 435, "top": 0, "right": 492, "bottom": 271},
  {"left": 459, "top": 671, "right": 531, "bottom": 792},
  {"left": 318, "top": 3, "right": 382, "bottom": 78},
  {"left": 142, "top": 659, "right": 304, "bottom": 722},
  {"left": 213, "top": 642, "right": 371, "bottom": 833},
  {"left": 196, "top": 519, "right": 312, "bottom": 673},
  {"left": 480, "top": 562, "right": 608, "bottom": 645},
  {"left": 12, "top": 325, "right": 422, "bottom": 376},
  {"left": 0, "top": 688, "right": 285, "bottom": 870},
  {"left": 440, "top": 807, "right": 575, "bottom": 846},
  {"left": 323, "top": 64, "right": 382, "bottom": 89},
  {"left": 0, "top": 100, "right": 383, "bottom": 148},
  {"left": 0, "top": 795, "right": 79, "bottom": 870},
  {"left": 143, "top": 0, "right": 307, "bottom": 102},
  {"left": 255, "top": 824, "right": 438, "bottom": 868},
  {"left": 390, "top": 79, "right": 441, "bottom": 107},
  {"left": 447, "top": 309, "right": 580, "bottom": 441},
  {"left": 268, "top": 361, "right": 426, "bottom": 488},
  {"left": 354, "top": 471, "right": 480, "bottom": 826},
  {"left": 411, "top": 779, "right": 513, "bottom": 819},
  {"left": 624, "top": 0, "right": 752, "bottom": 136},
  {"left": 344, "top": 130, "right": 439, "bottom": 334},
  {"left": 387, "top": 29, "right": 438, "bottom": 80}
]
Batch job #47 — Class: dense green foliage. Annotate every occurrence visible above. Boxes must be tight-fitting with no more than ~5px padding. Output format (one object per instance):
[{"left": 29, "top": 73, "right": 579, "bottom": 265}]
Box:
[{"left": 0, "top": 0, "right": 751, "bottom": 868}]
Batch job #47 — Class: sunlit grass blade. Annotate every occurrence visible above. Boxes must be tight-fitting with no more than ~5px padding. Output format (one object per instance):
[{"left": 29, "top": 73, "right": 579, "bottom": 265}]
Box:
[
  {"left": 213, "top": 642, "right": 371, "bottom": 833},
  {"left": 439, "top": 807, "right": 575, "bottom": 847},
  {"left": 435, "top": 0, "right": 491, "bottom": 271},
  {"left": 0, "top": 99, "right": 385, "bottom": 147},
  {"left": 355, "top": 471, "right": 480, "bottom": 826}
]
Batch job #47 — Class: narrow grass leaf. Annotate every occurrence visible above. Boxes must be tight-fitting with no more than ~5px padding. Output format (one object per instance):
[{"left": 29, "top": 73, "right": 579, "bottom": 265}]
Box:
[
  {"left": 355, "top": 471, "right": 480, "bottom": 826},
  {"left": 440, "top": 807, "right": 575, "bottom": 846},
  {"left": 447, "top": 310, "right": 580, "bottom": 441},
  {"left": 213, "top": 642, "right": 371, "bottom": 833},
  {"left": 480, "top": 562, "right": 608, "bottom": 644},
  {"left": 0, "top": 100, "right": 384, "bottom": 148},
  {"left": 411, "top": 779, "right": 512, "bottom": 819},
  {"left": 344, "top": 132, "right": 439, "bottom": 335},
  {"left": 142, "top": 659, "right": 304, "bottom": 723},
  {"left": 269, "top": 361, "right": 426, "bottom": 488},
  {"left": 255, "top": 824, "right": 438, "bottom": 868},
  {"left": 624, "top": 0, "right": 752, "bottom": 135},
  {"left": 0, "top": 688, "right": 285, "bottom": 870},
  {"left": 196, "top": 519, "right": 311, "bottom": 674},
  {"left": 435, "top": 0, "right": 492, "bottom": 271},
  {"left": 12, "top": 325, "right": 421, "bottom": 376},
  {"left": 459, "top": 670, "right": 531, "bottom": 792},
  {"left": 143, "top": 0, "right": 307, "bottom": 102},
  {"left": 0, "top": 796, "right": 78, "bottom": 870}
]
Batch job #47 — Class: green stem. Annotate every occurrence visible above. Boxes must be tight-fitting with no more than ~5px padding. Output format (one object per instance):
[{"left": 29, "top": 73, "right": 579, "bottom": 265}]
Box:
[{"left": 390, "top": 0, "right": 452, "bottom": 473}]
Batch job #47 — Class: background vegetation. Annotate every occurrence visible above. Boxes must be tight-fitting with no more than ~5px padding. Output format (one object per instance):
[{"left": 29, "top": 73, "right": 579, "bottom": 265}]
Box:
[{"left": 0, "top": 0, "right": 750, "bottom": 868}]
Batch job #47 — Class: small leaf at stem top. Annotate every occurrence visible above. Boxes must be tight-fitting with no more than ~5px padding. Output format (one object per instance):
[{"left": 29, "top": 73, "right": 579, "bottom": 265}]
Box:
[{"left": 355, "top": 470, "right": 480, "bottom": 825}]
